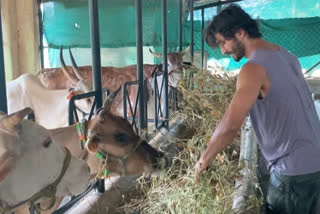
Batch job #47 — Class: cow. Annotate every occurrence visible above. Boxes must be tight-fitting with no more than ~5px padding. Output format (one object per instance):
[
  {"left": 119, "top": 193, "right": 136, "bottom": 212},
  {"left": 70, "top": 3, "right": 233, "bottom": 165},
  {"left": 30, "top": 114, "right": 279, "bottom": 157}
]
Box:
[
  {"left": 6, "top": 48, "right": 94, "bottom": 129},
  {"left": 0, "top": 107, "right": 90, "bottom": 214},
  {"left": 36, "top": 47, "right": 189, "bottom": 117},
  {"left": 11, "top": 90, "right": 168, "bottom": 214},
  {"left": 51, "top": 88, "right": 168, "bottom": 178}
]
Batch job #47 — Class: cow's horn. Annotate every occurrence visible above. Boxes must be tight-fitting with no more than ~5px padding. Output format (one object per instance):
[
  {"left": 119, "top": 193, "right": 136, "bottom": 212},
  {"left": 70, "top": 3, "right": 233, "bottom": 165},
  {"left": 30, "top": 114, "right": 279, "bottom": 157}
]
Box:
[
  {"left": 1, "top": 107, "right": 33, "bottom": 131},
  {"left": 69, "top": 48, "right": 84, "bottom": 81},
  {"left": 181, "top": 45, "right": 191, "bottom": 55},
  {"left": 149, "top": 48, "right": 162, "bottom": 58},
  {"left": 60, "top": 46, "right": 79, "bottom": 84},
  {"left": 102, "top": 87, "right": 121, "bottom": 112}
]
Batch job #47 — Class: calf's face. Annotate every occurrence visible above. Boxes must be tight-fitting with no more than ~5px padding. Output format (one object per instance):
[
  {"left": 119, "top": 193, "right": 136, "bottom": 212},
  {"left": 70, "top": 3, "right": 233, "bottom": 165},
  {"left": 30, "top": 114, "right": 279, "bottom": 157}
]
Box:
[{"left": 85, "top": 89, "right": 168, "bottom": 176}]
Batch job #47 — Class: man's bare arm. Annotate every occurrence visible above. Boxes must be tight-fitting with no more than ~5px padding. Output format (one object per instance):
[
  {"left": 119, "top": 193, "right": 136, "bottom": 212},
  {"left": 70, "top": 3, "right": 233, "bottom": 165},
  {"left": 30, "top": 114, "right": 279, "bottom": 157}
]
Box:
[{"left": 195, "top": 62, "right": 268, "bottom": 179}]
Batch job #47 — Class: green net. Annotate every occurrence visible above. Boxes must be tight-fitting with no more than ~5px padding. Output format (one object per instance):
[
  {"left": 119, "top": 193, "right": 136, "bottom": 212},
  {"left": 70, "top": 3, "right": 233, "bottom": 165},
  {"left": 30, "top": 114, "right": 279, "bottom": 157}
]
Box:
[
  {"left": 43, "top": 0, "right": 190, "bottom": 67},
  {"left": 42, "top": 0, "right": 320, "bottom": 72},
  {"left": 192, "top": 0, "right": 320, "bottom": 21},
  {"left": 184, "top": 17, "right": 320, "bottom": 71},
  {"left": 43, "top": 0, "right": 188, "bottom": 48}
]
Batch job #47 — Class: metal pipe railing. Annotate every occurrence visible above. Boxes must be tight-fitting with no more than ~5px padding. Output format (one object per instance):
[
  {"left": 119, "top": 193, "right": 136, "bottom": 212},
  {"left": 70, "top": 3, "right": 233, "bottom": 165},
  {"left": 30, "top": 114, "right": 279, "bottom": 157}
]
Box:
[
  {"left": 162, "top": 0, "right": 169, "bottom": 129},
  {"left": 37, "top": 0, "right": 44, "bottom": 69},
  {"left": 0, "top": 2, "right": 7, "bottom": 114},
  {"left": 135, "top": 0, "right": 147, "bottom": 135},
  {"left": 201, "top": 8, "right": 205, "bottom": 69},
  {"left": 89, "top": 0, "right": 103, "bottom": 111},
  {"left": 178, "top": 0, "right": 183, "bottom": 52},
  {"left": 122, "top": 81, "right": 140, "bottom": 134},
  {"left": 232, "top": 118, "right": 258, "bottom": 212}
]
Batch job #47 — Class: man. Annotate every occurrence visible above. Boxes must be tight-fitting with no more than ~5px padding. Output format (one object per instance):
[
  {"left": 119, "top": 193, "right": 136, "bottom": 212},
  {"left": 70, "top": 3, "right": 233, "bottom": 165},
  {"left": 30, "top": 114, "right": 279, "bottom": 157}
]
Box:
[{"left": 195, "top": 4, "right": 320, "bottom": 214}]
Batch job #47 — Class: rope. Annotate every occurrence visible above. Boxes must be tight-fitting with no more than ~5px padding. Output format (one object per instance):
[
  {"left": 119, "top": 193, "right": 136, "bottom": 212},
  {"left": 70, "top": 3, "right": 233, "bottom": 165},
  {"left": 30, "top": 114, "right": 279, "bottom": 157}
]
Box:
[
  {"left": 92, "top": 139, "right": 145, "bottom": 177},
  {"left": 95, "top": 153, "right": 110, "bottom": 180},
  {"left": 76, "top": 119, "right": 87, "bottom": 150}
]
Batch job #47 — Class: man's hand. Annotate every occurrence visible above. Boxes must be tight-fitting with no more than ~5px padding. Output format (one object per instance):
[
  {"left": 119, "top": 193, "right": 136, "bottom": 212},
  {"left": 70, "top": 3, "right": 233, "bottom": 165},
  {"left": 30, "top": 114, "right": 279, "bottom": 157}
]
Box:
[{"left": 194, "top": 156, "right": 210, "bottom": 183}]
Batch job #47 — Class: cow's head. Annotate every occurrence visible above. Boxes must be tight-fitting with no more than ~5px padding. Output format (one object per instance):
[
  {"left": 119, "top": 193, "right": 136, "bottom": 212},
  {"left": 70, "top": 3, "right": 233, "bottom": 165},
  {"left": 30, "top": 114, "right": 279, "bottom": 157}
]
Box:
[
  {"left": 0, "top": 108, "right": 90, "bottom": 207},
  {"left": 149, "top": 46, "right": 190, "bottom": 87},
  {"left": 60, "top": 47, "right": 94, "bottom": 110},
  {"left": 85, "top": 88, "right": 168, "bottom": 176}
]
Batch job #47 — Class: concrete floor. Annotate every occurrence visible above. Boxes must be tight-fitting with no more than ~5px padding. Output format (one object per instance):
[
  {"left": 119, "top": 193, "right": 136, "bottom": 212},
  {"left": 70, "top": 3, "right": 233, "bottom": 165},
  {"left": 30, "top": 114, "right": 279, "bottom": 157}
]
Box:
[{"left": 63, "top": 175, "right": 140, "bottom": 214}]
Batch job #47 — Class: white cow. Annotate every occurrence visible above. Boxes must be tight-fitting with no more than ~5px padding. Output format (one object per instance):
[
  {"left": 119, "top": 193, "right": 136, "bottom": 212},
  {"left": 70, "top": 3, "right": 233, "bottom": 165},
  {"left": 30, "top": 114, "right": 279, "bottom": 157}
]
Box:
[
  {"left": 0, "top": 108, "right": 90, "bottom": 214},
  {"left": 6, "top": 48, "right": 93, "bottom": 129}
]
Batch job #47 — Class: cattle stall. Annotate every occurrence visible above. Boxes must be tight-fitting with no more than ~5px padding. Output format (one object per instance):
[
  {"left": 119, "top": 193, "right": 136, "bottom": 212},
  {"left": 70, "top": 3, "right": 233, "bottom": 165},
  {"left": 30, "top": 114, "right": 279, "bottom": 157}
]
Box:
[
  {"left": 34, "top": 0, "right": 197, "bottom": 213},
  {"left": 1, "top": 0, "right": 320, "bottom": 213}
]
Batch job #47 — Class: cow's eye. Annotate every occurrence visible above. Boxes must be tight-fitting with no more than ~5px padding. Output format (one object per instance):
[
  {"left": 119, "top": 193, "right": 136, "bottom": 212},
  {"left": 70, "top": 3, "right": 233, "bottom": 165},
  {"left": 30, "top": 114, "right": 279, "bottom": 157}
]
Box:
[
  {"left": 114, "top": 132, "right": 128, "bottom": 144},
  {"left": 43, "top": 138, "right": 52, "bottom": 148}
]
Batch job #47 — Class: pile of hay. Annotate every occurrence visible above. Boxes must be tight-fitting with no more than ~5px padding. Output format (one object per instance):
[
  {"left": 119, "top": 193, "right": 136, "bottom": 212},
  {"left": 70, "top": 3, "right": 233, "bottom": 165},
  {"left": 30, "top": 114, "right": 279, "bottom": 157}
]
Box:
[{"left": 121, "top": 66, "right": 262, "bottom": 214}]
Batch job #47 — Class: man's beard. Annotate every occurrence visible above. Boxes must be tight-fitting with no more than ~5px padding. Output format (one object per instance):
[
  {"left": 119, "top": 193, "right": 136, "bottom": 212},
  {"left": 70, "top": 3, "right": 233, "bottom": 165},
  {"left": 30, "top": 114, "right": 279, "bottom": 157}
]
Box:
[{"left": 231, "top": 38, "right": 245, "bottom": 62}]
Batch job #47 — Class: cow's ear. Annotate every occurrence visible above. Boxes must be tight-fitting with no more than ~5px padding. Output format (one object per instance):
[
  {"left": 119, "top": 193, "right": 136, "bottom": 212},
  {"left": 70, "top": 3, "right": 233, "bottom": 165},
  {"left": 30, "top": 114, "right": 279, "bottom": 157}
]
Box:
[
  {"left": 0, "top": 108, "right": 33, "bottom": 132},
  {"left": 98, "top": 110, "right": 105, "bottom": 122},
  {"left": 94, "top": 107, "right": 105, "bottom": 122}
]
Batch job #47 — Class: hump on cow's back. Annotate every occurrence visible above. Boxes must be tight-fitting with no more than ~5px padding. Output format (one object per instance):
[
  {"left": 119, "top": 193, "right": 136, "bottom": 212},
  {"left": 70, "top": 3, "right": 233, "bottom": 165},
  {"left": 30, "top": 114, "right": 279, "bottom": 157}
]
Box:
[{"left": 18, "top": 73, "right": 45, "bottom": 88}]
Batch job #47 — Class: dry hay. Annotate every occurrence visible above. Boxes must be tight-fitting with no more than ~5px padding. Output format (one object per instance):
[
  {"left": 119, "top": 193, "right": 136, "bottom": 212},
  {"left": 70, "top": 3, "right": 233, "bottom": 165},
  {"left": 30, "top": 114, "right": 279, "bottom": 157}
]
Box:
[{"left": 120, "top": 65, "right": 263, "bottom": 214}]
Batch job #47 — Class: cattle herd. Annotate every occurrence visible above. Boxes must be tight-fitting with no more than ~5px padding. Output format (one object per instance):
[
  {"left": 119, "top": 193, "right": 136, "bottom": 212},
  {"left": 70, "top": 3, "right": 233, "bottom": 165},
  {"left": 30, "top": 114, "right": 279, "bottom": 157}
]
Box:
[{"left": 0, "top": 47, "right": 188, "bottom": 213}]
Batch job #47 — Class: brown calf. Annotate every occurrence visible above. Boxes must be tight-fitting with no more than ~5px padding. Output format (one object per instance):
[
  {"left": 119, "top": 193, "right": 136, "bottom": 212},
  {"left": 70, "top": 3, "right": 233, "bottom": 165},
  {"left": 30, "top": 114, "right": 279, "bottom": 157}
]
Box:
[{"left": 14, "top": 88, "right": 167, "bottom": 214}]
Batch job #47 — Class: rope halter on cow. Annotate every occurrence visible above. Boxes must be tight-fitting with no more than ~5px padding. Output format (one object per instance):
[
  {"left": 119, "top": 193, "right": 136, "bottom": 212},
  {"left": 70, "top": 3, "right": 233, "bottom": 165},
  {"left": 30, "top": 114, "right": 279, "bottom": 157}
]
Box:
[
  {"left": 74, "top": 112, "right": 144, "bottom": 177},
  {"left": 0, "top": 147, "right": 72, "bottom": 214},
  {"left": 76, "top": 119, "right": 88, "bottom": 150},
  {"left": 86, "top": 137, "right": 144, "bottom": 177}
]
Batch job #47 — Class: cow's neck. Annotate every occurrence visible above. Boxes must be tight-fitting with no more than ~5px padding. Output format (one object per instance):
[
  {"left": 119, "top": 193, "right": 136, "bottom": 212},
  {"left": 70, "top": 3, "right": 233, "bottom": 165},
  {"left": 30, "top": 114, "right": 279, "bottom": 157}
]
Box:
[
  {"left": 31, "top": 88, "right": 70, "bottom": 129},
  {"left": 143, "top": 64, "right": 162, "bottom": 79},
  {"left": 0, "top": 146, "right": 64, "bottom": 207},
  {"left": 50, "top": 122, "right": 90, "bottom": 159},
  {"left": 50, "top": 121, "right": 101, "bottom": 179}
]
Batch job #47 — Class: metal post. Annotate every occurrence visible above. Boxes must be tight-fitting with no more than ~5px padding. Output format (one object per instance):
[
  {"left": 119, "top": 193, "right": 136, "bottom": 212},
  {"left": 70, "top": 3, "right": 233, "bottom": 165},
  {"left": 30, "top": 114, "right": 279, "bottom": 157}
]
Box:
[
  {"left": 37, "top": 0, "right": 44, "bottom": 69},
  {"left": 201, "top": 8, "right": 204, "bottom": 69},
  {"left": 0, "top": 3, "right": 7, "bottom": 114},
  {"left": 89, "top": 0, "right": 103, "bottom": 110},
  {"left": 190, "top": 0, "right": 194, "bottom": 63},
  {"left": 194, "top": 0, "right": 243, "bottom": 10},
  {"left": 162, "top": 0, "right": 169, "bottom": 129},
  {"left": 178, "top": 0, "right": 183, "bottom": 52},
  {"left": 154, "top": 76, "right": 158, "bottom": 128},
  {"left": 135, "top": 0, "right": 146, "bottom": 135},
  {"left": 88, "top": 0, "right": 104, "bottom": 192},
  {"left": 122, "top": 85, "right": 127, "bottom": 119},
  {"left": 304, "top": 60, "right": 320, "bottom": 75}
]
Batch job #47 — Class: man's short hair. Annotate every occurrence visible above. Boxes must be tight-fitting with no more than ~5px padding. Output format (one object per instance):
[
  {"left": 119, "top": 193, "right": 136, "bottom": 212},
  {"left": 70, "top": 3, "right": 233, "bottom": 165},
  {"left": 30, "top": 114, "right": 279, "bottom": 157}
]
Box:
[{"left": 205, "top": 4, "right": 262, "bottom": 48}]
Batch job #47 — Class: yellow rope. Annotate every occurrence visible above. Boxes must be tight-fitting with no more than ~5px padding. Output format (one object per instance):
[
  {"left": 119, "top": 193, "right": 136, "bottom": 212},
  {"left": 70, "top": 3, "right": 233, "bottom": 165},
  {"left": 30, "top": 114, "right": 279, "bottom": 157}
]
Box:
[{"left": 95, "top": 155, "right": 109, "bottom": 180}]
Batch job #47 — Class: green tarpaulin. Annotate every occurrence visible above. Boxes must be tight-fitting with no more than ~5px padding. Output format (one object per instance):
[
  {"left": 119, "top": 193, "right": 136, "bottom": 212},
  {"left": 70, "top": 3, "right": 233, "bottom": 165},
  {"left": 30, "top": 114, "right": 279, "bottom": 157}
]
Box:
[
  {"left": 43, "top": 0, "right": 188, "bottom": 48},
  {"left": 185, "top": 17, "right": 320, "bottom": 71},
  {"left": 42, "top": 0, "right": 320, "bottom": 71}
]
